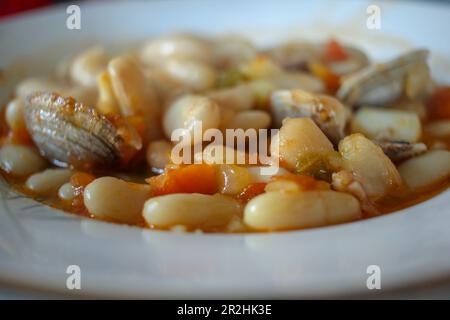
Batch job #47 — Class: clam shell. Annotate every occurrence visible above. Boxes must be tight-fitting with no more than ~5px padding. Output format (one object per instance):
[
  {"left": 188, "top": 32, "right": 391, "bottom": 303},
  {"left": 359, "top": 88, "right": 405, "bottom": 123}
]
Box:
[
  {"left": 24, "top": 92, "right": 124, "bottom": 169},
  {"left": 337, "top": 49, "right": 430, "bottom": 107},
  {"left": 375, "top": 140, "right": 427, "bottom": 163}
]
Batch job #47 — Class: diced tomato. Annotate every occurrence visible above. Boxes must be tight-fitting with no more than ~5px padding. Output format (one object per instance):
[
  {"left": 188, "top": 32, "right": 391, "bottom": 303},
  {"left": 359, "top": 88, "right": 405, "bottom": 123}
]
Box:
[
  {"left": 309, "top": 62, "right": 341, "bottom": 94},
  {"left": 324, "top": 39, "right": 349, "bottom": 62},
  {"left": 237, "top": 182, "right": 267, "bottom": 202},
  {"left": 147, "top": 164, "right": 218, "bottom": 196},
  {"left": 0, "top": 106, "right": 32, "bottom": 146},
  {"left": 427, "top": 86, "right": 450, "bottom": 120}
]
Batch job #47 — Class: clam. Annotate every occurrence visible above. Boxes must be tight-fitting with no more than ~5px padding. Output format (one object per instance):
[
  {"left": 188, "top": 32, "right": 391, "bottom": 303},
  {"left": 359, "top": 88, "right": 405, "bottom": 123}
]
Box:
[
  {"left": 24, "top": 92, "right": 128, "bottom": 169},
  {"left": 374, "top": 140, "right": 427, "bottom": 163},
  {"left": 337, "top": 49, "right": 430, "bottom": 107},
  {"left": 270, "top": 89, "right": 349, "bottom": 144}
]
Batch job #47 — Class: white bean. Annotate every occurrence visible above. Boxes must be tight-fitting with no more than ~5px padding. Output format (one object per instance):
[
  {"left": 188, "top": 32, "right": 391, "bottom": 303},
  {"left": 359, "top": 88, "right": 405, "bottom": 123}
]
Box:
[
  {"left": 272, "top": 118, "right": 334, "bottom": 171},
  {"left": 212, "top": 35, "right": 257, "bottom": 67},
  {"left": 244, "top": 190, "right": 361, "bottom": 231},
  {"left": 160, "top": 58, "right": 216, "bottom": 91},
  {"left": 398, "top": 150, "right": 450, "bottom": 190},
  {"left": 194, "top": 145, "right": 256, "bottom": 166},
  {"left": 70, "top": 47, "right": 109, "bottom": 87},
  {"left": 0, "top": 145, "right": 47, "bottom": 176},
  {"left": 84, "top": 177, "right": 151, "bottom": 224},
  {"left": 351, "top": 107, "right": 422, "bottom": 142},
  {"left": 58, "top": 182, "right": 75, "bottom": 201},
  {"left": 143, "top": 193, "right": 241, "bottom": 230},
  {"left": 264, "top": 179, "right": 303, "bottom": 193},
  {"left": 5, "top": 97, "right": 25, "bottom": 132},
  {"left": 208, "top": 84, "right": 254, "bottom": 111},
  {"left": 140, "top": 34, "right": 213, "bottom": 65},
  {"left": 217, "top": 164, "right": 252, "bottom": 195},
  {"left": 247, "top": 166, "right": 289, "bottom": 183},
  {"left": 96, "top": 71, "right": 120, "bottom": 115},
  {"left": 26, "top": 169, "right": 72, "bottom": 196},
  {"left": 108, "top": 55, "right": 161, "bottom": 141},
  {"left": 163, "top": 95, "right": 220, "bottom": 142},
  {"left": 16, "top": 77, "right": 69, "bottom": 98},
  {"left": 228, "top": 110, "right": 271, "bottom": 130},
  {"left": 339, "top": 133, "right": 403, "bottom": 199},
  {"left": 15, "top": 77, "right": 97, "bottom": 106},
  {"left": 144, "top": 67, "right": 189, "bottom": 103}
]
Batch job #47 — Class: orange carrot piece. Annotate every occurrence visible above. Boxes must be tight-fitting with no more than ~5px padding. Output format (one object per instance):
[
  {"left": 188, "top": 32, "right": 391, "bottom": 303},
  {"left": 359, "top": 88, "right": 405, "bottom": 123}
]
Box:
[{"left": 147, "top": 164, "right": 218, "bottom": 196}]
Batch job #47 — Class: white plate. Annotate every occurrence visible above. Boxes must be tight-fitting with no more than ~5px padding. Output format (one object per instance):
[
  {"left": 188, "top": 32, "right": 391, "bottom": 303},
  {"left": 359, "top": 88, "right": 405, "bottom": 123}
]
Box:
[{"left": 0, "top": 0, "right": 449, "bottom": 298}]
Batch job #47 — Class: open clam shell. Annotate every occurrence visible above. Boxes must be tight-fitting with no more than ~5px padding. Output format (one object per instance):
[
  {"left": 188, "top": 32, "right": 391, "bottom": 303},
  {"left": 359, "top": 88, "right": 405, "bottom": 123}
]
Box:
[
  {"left": 375, "top": 140, "right": 427, "bottom": 163},
  {"left": 337, "top": 49, "right": 430, "bottom": 107},
  {"left": 24, "top": 92, "right": 125, "bottom": 169}
]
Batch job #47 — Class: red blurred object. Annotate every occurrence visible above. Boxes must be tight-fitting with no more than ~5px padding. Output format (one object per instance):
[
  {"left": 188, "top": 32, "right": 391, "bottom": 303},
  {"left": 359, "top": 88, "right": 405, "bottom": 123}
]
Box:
[
  {"left": 0, "top": 0, "right": 52, "bottom": 18},
  {"left": 324, "top": 39, "right": 349, "bottom": 62}
]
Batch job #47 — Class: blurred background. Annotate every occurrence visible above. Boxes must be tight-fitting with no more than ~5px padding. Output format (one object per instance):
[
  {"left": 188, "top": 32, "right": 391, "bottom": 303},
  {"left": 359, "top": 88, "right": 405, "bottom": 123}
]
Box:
[{"left": 0, "top": 0, "right": 448, "bottom": 19}]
